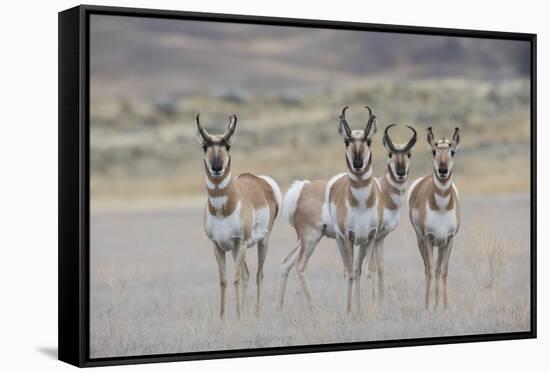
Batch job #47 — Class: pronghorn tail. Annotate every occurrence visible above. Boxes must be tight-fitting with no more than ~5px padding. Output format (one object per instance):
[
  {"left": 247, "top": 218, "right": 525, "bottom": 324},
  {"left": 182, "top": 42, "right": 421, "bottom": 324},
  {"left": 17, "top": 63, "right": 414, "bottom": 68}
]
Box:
[{"left": 282, "top": 180, "right": 309, "bottom": 225}]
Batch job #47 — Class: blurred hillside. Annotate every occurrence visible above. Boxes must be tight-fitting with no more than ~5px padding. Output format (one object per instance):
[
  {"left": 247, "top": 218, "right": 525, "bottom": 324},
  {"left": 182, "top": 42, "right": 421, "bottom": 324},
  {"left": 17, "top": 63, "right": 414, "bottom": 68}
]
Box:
[
  {"left": 90, "top": 15, "right": 529, "bottom": 100},
  {"left": 90, "top": 79, "right": 530, "bottom": 202}
]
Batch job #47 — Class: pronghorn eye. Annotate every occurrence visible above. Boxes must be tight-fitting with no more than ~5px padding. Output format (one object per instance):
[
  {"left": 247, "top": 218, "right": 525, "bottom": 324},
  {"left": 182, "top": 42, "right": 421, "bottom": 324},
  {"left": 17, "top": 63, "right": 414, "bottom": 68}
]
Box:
[
  {"left": 451, "top": 150, "right": 455, "bottom": 156},
  {"left": 344, "top": 139, "right": 350, "bottom": 146},
  {"left": 407, "top": 152, "right": 411, "bottom": 158},
  {"left": 432, "top": 149, "right": 436, "bottom": 156},
  {"left": 366, "top": 139, "right": 372, "bottom": 146},
  {"left": 202, "top": 144, "right": 208, "bottom": 152},
  {"left": 388, "top": 153, "right": 392, "bottom": 158}
]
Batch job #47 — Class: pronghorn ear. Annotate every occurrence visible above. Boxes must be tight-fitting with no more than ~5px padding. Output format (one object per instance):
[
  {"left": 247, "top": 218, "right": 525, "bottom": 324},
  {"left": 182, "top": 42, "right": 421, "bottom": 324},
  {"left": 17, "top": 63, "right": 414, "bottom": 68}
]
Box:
[
  {"left": 452, "top": 126, "right": 461, "bottom": 150},
  {"left": 338, "top": 120, "right": 351, "bottom": 140},
  {"left": 426, "top": 126, "right": 436, "bottom": 151},
  {"left": 194, "top": 113, "right": 211, "bottom": 146},
  {"left": 222, "top": 114, "right": 237, "bottom": 146},
  {"left": 338, "top": 107, "right": 352, "bottom": 141}
]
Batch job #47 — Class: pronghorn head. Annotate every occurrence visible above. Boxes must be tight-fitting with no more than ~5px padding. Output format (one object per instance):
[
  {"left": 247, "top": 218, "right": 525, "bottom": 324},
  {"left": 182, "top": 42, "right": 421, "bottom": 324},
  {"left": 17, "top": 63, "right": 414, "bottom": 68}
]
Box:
[
  {"left": 194, "top": 113, "right": 237, "bottom": 177},
  {"left": 338, "top": 106, "right": 377, "bottom": 173},
  {"left": 382, "top": 124, "right": 417, "bottom": 182},
  {"left": 427, "top": 126, "right": 460, "bottom": 180}
]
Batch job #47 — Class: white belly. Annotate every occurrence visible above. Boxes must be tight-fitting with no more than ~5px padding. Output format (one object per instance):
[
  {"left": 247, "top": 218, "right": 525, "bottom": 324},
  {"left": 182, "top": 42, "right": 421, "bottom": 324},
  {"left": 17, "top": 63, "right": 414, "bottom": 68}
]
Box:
[
  {"left": 379, "top": 207, "right": 400, "bottom": 236},
  {"left": 424, "top": 205, "right": 458, "bottom": 246},
  {"left": 205, "top": 202, "right": 271, "bottom": 250},
  {"left": 334, "top": 201, "right": 379, "bottom": 246}
]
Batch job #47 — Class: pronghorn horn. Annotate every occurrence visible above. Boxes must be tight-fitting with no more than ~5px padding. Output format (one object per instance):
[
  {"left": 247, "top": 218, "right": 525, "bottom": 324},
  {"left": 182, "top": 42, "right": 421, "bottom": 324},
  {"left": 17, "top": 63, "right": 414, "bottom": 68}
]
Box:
[
  {"left": 195, "top": 113, "right": 212, "bottom": 144},
  {"left": 222, "top": 114, "right": 237, "bottom": 144},
  {"left": 364, "top": 105, "right": 376, "bottom": 139},
  {"left": 383, "top": 123, "right": 398, "bottom": 153},
  {"left": 403, "top": 125, "right": 417, "bottom": 153},
  {"left": 339, "top": 106, "right": 352, "bottom": 138}
]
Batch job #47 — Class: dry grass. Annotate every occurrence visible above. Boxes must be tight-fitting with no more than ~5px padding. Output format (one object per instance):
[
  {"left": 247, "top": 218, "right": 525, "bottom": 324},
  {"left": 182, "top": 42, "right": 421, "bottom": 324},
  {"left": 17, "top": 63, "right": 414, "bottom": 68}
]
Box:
[{"left": 89, "top": 195, "right": 530, "bottom": 358}]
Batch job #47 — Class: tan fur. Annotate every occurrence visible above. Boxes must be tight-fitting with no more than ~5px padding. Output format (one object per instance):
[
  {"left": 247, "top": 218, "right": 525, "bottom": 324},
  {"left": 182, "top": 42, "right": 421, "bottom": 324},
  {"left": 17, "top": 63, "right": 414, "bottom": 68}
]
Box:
[
  {"left": 235, "top": 173, "right": 278, "bottom": 229},
  {"left": 292, "top": 180, "right": 327, "bottom": 237}
]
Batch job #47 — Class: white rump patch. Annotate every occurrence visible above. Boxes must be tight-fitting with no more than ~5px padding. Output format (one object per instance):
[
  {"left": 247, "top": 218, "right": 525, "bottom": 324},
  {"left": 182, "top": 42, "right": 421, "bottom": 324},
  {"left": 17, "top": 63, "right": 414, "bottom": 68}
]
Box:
[
  {"left": 283, "top": 180, "right": 309, "bottom": 224},
  {"left": 259, "top": 175, "right": 282, "bottom": 211}
]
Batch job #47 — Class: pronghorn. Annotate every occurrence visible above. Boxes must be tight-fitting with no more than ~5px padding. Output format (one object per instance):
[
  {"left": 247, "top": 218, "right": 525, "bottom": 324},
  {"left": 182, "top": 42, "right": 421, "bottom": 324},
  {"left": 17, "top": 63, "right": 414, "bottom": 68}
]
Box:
[
  {"left": 194, "top": 114, "right": 282, "bottom": 319},
  {"left": 278, "top": 106, "right": 378, "bottom": 313},
  {"left": 407, "top": 126, "right": 461, "bottom": 310},
  {"left": 365, "top": 124, "right": 417, "bottom": 300}
]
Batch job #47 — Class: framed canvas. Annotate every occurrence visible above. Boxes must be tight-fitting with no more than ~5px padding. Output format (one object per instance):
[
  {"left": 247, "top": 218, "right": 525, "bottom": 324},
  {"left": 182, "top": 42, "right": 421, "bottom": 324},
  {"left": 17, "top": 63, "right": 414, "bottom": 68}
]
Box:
[{"left": 58, "top": 4, "right": 537, "bottom": 367}]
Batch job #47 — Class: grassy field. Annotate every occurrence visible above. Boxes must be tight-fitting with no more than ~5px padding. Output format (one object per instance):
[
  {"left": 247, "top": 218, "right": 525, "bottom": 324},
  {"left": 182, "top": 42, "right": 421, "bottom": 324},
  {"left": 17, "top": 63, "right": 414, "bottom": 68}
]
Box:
[{"left": 89, "top": 194, "right": 530, "bottom": 358}]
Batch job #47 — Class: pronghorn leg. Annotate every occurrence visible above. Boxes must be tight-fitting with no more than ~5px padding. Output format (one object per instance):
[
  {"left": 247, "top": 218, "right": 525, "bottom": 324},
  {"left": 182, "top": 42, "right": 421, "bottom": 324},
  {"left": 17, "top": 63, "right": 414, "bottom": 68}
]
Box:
[
  {"left": 424, "top": 237, "right": 435, "bottom": 310},
  {"left": 255, "top": 236, "right": 269, "bottom": 317},
  {"left": 441, "top": 237, "right": 454, "bottom": 310},
  {"left": 231, "top": 248, "right": 249, "bottom": 315},
  {"left": 337, "top": 235, "right": 354, "bottom": 314},
  {"left": 242, "top": 261, "right": 250, "bottom": 314},
  {"left": 415, "top": 234, "right": 430, "bottom": 310},
  {"left": 232, "top": 241, "right": 247, "bottom": 319},
  {"left": 375, "top": 237, "right": 385, "bottom": 300},
  {"left": 277, "top": 240, "right": 301, "bottom": 310},
  {"left": 354, "top": 241, "right": 373, "bottom": 312},
  {"left": 213, "top": 244, "right": 227, "bottom": 320},
  {"left": 296, "top": 231, "right": 322, "bottom": 310},
  {"left": 366, "top": 246, "right": 377, "bottom": 300},
  {"left": 434, "top": 243, "right": 446, "bottom": 310}
]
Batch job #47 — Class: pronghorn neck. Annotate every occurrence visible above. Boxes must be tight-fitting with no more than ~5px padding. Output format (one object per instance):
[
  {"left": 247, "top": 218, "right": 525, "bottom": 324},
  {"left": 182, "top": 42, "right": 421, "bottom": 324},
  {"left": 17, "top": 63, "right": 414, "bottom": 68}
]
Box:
[
  {"left": 382, "top": 164, "right": 406, "bottom": 208},
  {"left": 432, "top": 171, "right": 453, "bottom": 210},
  {"left": 205, "top": 160, "right": 236, "bottom": 216},
  {"left": 346, "top": 153, "right": 374, "bottom": 203}
]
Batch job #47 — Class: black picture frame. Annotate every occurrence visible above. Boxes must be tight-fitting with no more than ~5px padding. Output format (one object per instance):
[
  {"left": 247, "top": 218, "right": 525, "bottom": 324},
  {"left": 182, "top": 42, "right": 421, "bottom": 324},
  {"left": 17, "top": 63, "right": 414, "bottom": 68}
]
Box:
[{"left": 58, "top": 4, "right": 537, "bottom": 368}]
